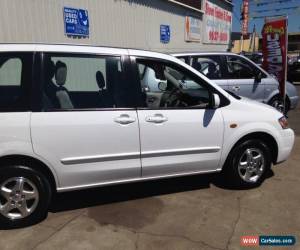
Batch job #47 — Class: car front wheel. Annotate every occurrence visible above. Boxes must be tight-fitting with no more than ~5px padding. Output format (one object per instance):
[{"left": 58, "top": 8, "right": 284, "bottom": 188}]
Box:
[{"left": 223, "top": 139, "right": 272, "bottom": 188}]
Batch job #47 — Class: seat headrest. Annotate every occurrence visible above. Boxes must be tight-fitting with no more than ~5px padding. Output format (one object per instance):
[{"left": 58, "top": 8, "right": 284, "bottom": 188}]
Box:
[
  {"left": 46, "top": 60, "right": 55, "bottom": 80},
  {"left": 96, "top": 71, "right": 105, "bottom": 89},
  {"left": 55, "top": 61, "right": 67, "bottom": 86},
  {"left": 192, "top": 61, "right": 202, "bottom": 71}
]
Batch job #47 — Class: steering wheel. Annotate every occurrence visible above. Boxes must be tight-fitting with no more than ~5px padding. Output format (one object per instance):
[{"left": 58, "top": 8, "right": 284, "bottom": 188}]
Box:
[{"left": 162, "top": 87, "right": 188, "bottom": 107}]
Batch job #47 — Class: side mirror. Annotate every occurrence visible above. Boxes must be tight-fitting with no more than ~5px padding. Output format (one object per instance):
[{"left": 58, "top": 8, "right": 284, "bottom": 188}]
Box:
[
  {"left": 213, "top": 93, "right": 221, "bottom": 109},
  {"left": 158, "top": 81, "right": 168, "bottom": 91},
  {"left": 255, "top": 72, "right": 262, "bottom": 83}
]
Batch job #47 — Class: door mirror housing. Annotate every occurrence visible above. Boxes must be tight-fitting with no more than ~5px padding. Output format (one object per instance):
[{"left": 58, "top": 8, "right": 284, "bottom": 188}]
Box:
[
  {"left": 212, "top": 93, "right": 221, "bottom": 109},
  {"left": 254, "top": 71, "right": 262, "bottom": 83}
]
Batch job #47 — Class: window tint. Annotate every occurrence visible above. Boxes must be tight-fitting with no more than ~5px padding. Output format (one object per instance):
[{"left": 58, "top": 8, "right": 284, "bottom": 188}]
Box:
[
  {"left": 226, "top": 55, "right": 257, "bottom": 79},
  {"left": 43, "top": 54, "right": 133, "bottom": 110},
  {"left": 0, "top": 53, "right": 32, "bottom": 111},
  {"left": 136, "top": 59, "right": 211, "bottom": 109},
  {"left": 191, "top": 56, "right": 222, "bottom": 80}
]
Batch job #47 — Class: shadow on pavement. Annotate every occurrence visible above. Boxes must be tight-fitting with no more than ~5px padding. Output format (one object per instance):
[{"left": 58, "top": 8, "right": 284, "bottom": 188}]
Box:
[{"left": 49, "top": 169, "right": 274, "bottom": 213}]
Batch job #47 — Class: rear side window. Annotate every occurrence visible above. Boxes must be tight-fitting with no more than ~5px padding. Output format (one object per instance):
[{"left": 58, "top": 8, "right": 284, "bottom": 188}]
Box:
[
  {"left": 0, "top": 53, "right": 32, "bottom": 111},
  {"left": 191, "top": 56, "right": 223, "bottom": 80},
  {"left": 42, "top": 54, "right": 134, "bottom": 110}
]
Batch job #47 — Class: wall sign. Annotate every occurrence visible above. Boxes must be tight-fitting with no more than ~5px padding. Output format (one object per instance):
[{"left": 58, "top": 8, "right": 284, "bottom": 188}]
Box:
[
  {"left": 160, "top": 25, "right": 171, "bottom": 43},
  {"left": 204, "top": 1, "right": 232, "bottom": 44},
  {"left": 64, "top": 7, "right": 89, "bottom": 37},
  {"left": 185, "top": 16, "right": 201, "bottom": 42}
]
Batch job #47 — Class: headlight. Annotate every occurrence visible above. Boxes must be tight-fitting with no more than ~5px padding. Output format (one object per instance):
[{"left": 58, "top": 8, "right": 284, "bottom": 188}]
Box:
[{"left": 278, "top": 116, "right": 289, "bottom": 129}]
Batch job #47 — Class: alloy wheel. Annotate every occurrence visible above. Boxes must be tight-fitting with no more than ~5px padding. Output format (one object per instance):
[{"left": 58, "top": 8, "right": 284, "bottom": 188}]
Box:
[
  {"left": 238, "top": 148, "right": 265, "bottom": 183},
  {"left": 0, "top": 177, "right": 39, "bottom": 220}
]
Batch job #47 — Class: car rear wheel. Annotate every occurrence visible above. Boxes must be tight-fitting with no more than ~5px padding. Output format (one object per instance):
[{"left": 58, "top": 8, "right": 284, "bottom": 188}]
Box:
[
  {"left": 223, "top": 139, "right": 272, "bottom": 188},
  {"left": 0, "top": 165, "right": 51, "bottom": 229}
]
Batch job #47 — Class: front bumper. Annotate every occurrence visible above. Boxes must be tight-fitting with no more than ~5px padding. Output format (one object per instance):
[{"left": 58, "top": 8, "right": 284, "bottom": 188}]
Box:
[{"left": 276, "top": 128, "right": 295, "bottom": 164}]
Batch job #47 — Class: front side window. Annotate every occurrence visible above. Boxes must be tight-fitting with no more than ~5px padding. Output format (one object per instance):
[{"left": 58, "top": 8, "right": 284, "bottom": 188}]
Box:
[
  {"left": 136, "top": 59, "right": 212, "bottom": 109},
  {"left": 0, "top": 53, "right": 32, "bottom": 111},
  {"left": 191, "top": 56, "right": 223, "bottom": 80},
  {"left": 43, "top": 54, "right": 133, "bottom": 110},
  {"left": 226, "top": 55, "right": 262, "bottom": 79}
]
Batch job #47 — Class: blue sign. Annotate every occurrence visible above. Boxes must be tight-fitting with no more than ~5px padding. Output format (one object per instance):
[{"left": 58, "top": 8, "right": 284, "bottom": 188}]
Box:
[
  {"left": 64, "top": 7, "right": 89, "bottom": 37},
  {"left": 160, "top": 25, "right": 170, "bottom": 43}
]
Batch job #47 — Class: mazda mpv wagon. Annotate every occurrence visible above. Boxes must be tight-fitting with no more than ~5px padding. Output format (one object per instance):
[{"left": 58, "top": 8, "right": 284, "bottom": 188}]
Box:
[{"left": 0, "top": 44, "right": 294, "bottom": 228}]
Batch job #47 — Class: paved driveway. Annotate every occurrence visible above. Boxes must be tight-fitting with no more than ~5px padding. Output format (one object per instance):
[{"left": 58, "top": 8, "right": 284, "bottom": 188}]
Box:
[{"left": 1, "top": 89, "right": 300, "bottom": 250}]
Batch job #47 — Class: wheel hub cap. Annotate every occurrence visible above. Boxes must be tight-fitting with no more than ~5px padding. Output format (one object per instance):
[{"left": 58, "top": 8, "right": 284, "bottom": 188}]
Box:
[
  {"left": 0, "top": 177, "right": 39, "bottom": 220},
  {"left": 238, "top": 148, "right": 265, "bottom": 183}
]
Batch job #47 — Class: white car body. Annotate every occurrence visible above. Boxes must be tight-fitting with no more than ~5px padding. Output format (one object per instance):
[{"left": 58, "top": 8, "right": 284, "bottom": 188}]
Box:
[{"left": 0, "top": 44, "right": 295, "bottom": 193}]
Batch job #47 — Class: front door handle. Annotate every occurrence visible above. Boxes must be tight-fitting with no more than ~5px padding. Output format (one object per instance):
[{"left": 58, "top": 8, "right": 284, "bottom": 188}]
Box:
[
  {"left": 232, "top": 86, "right": 240, "bottom": 91},
  {"left": 114, "top": 114, "right": 136, "bottom": 125},
  {"left": 146, "top": 114, "right": 168, "bottom": 124}
]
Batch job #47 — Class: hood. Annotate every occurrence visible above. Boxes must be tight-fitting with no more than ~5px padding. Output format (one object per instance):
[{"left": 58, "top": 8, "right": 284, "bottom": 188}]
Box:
[{"left": 230, "top": 95, "right": 283, "bottom": 118}]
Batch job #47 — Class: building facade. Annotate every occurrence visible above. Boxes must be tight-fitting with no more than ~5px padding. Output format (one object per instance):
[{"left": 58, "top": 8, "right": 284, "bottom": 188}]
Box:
[{"left": 0, "top": 0, "right": 233, "bottom": 52}]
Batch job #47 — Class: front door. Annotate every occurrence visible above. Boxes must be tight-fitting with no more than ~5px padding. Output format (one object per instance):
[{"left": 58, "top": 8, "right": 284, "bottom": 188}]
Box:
[
  {"left": 31, "top": 52, "right": 141, "bottom": 190},
  {"left": 133, "top": 57, "right": 224, "bottom": 177}
]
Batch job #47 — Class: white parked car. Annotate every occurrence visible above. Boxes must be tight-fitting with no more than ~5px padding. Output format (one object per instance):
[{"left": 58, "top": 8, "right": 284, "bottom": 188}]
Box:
[
  {"left": 173, "top": 52, "right": 299, "bottom": 113},
  {"left": 0, "top": 44, "right": 295, "bottom": 228}
]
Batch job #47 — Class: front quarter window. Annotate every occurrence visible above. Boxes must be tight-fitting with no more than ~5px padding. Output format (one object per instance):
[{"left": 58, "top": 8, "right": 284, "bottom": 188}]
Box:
[{"left": 226, "top": 55, "right": 266, "bottom": 80}]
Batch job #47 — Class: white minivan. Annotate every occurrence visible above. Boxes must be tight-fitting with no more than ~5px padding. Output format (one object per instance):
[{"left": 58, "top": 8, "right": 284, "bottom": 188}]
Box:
[{"left": 0, "top": 44, "right": 294, "bottom": 228}]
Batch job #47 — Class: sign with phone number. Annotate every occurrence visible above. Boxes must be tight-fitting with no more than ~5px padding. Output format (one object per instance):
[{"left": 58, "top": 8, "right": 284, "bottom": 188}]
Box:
[{"left": 204, "top": 1, "right": 232, "bottom": 44}]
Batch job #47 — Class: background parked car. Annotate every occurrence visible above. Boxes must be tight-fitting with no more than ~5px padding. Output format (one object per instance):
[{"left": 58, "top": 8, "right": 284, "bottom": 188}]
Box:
[
  {"left": 173, "top": 52, "right": 299, "bottom": 113},
  {"left": 287, "top": 58, "right": 300, "bottom": 83}
]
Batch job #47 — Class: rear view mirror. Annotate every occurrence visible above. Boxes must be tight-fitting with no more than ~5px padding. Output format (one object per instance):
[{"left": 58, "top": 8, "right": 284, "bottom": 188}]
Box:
[
  {"left": 158, "top": 81, "right": 168, "bottom": 91},
  {"left": 213, "top": 93, "right": 221, "bottom": 109}
]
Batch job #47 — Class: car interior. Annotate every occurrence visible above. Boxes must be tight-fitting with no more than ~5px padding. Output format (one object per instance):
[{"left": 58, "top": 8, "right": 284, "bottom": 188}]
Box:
[
  {"left": 191, "top": 57, "right": 222, "bottom": 80},
  {"left": 137, "top": 60, "right": 210, "bottom": 109},
  {"left": 43, "top": 56, "right": 134, "bottom": 110}
]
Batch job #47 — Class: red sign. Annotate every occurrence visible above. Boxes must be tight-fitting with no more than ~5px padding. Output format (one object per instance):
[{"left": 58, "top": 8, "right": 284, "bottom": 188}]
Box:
[
  {"left": 262, "top": 17, "right": 287, "bottom": 98},
  {"left": 241, "top": 0, "right": 249, "bottom": 35},
  {"left": 240, "top": 236, "right": 259, "bottom": 247}
]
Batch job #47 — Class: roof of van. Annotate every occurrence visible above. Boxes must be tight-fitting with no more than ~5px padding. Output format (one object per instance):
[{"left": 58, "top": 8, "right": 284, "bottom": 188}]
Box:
[
  {"left": 172, "top": 51, "right": 238, "bottom": 57},
  {"left": 0, "top": 43, "right": 181, "bottom": 67}
]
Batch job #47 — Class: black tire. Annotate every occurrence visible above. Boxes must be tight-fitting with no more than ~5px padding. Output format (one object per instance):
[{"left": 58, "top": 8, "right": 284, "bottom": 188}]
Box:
[
  {"left": 223, "top": 139, "right": 272, "bottom": 189},
  {"left": 0, "top": 165, "right": 51, "bottom": 229},
  {"left": 268, "top": 95, "right": 290, "bottom": 114}
]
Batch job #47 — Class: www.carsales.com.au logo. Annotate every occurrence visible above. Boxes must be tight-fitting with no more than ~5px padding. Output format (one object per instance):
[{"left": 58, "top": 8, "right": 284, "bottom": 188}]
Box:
[{"left": 241, "top": 236, "right": 296, "bottom": 247}]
